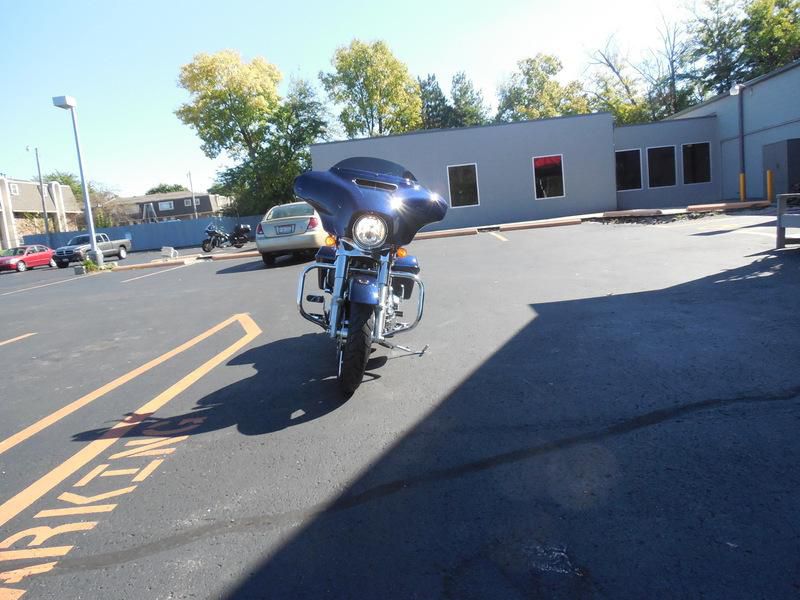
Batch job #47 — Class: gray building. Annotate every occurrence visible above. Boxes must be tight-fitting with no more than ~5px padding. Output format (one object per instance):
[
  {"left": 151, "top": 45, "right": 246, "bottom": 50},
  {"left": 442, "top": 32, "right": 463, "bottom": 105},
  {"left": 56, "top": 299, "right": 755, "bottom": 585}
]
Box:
[
  {"left": 108, "top": 190, "right": 233, "bottom": 224},
  {"left": 311, "top": 59, "right": 800, "bottom": 230},
  {"left": 0, "top": 177, "right": 82, "bottom": 249},
  {"left": 668, "top": 60, "right": 800, "bottom": 200}
]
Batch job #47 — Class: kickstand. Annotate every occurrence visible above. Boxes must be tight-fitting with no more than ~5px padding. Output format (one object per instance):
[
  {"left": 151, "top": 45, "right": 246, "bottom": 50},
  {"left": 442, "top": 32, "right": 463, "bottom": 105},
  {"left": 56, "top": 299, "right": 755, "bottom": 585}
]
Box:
[{"left": 378, "top": 340, "right": 429, "bottom": 357}]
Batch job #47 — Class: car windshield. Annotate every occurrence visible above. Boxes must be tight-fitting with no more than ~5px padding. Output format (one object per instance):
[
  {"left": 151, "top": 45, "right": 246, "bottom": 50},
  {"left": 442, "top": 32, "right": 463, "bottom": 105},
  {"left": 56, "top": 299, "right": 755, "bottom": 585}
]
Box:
[
  {"left": 266, "top": 204, "right": 314, "bottom": 220},
  {"left": 67, "top": 235, "right": 90, "bottom": 245},
  {"left": 0, "top": 247, "right": 26, "bottom": 256}
]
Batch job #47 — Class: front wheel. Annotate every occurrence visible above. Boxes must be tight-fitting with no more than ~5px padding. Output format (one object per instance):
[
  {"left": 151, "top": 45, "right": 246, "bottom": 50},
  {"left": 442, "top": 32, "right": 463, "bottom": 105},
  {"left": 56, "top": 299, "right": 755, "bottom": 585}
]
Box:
[
  {"left": 338, "top": 302, "right": 374, "bottom": 398},
  {"left": 117, "top": 246, "right": 127, "bottom": 260},
  {"left": 49, "top": 258, "right": 57, "bottom": 268},
  {"left": 201, "top": 239, "right": 213, "bottom": 253},
  {"left": 16, "top": 261, "right": 27, "bottom": 272}
]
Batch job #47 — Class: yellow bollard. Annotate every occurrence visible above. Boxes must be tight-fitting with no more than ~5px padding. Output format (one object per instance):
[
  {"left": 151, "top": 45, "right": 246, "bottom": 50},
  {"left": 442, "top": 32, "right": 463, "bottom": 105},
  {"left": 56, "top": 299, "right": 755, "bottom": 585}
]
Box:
[
  {"left": 766, "top": 169, "right": 774, "bottom": 203},
  {"left": 739, "top": 173, "right": 746, "bottom": 201}
]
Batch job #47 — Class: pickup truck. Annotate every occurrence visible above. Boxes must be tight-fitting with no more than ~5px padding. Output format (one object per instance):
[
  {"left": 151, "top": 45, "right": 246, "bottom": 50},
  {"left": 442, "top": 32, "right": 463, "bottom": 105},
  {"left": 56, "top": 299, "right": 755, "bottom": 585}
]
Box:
[{"left": 54, "top": 233, "right": 132, "bottom": 267}]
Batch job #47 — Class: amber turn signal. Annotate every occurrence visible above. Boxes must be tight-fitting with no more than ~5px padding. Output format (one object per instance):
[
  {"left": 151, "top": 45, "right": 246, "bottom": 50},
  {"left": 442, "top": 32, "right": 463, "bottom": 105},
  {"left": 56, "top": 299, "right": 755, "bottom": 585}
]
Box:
[
  {"left": 396, "top": 247, "right": 408, "bottom": 258},
  {"left": 325, "top": 235, "right": 336, "bottom": 247}
]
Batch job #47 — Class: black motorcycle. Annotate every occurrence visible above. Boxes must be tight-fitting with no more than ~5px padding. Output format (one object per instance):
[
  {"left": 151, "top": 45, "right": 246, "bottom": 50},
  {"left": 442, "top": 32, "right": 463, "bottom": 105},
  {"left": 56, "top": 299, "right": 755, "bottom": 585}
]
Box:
[
  {"left": 201, "top": 223, "right": 251, "bottom": 253},
  {"left": 295, "top": 157, "right": 447, "bottom": 397}
]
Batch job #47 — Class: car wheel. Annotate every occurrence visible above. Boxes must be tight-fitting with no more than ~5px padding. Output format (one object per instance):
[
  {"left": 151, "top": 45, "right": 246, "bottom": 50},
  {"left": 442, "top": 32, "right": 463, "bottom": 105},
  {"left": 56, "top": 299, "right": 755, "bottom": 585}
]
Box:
[
  {"left": 56, "top": 261, "right": 68, "bottom": 269},
  {"left": 16, "top": 261, "right": 27, "bottom": 272},
  {"left": 118, "top": 246, "right": 127, "bottom": 259},
  {"left": 261, "top": 253, "right": 275, "bottom": 267},
  {"left": 49, "top": 258, "right": 57, "bottom": 268}
]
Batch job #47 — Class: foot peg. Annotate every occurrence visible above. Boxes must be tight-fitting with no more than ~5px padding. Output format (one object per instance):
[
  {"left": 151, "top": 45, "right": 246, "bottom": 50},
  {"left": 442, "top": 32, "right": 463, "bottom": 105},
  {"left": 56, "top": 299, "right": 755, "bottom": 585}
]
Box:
[{"left": 306, "top": 294, "right": 324, "bottom": 303}]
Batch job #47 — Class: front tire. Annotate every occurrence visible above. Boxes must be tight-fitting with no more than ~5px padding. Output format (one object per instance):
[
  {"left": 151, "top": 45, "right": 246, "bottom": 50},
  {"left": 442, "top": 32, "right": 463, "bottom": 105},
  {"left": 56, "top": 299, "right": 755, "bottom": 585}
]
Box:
[
  {"left": 16, "top": 261, "right": 27, "bottom": 272},
  {"left": 117, "top": 246, "right": 127, "bottom": 260},
  {"left": 338, "top": 302, "right": 375, "bottom": 398},
  {"left": 201, "top": 239, "right": 213, "bottom": 253},
  {"left": 49, "top": 258, "right": 57, "bottom": 268},
  {"left": 56, "top": 261, "right": 68, "bottom": 269}
]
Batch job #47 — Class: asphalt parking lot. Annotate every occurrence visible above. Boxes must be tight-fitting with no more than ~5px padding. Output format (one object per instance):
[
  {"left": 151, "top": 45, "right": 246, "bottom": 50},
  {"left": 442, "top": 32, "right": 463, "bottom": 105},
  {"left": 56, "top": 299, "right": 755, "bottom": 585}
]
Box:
[{"left": 1, "top": 213, "right": 799, "bottom": 599}]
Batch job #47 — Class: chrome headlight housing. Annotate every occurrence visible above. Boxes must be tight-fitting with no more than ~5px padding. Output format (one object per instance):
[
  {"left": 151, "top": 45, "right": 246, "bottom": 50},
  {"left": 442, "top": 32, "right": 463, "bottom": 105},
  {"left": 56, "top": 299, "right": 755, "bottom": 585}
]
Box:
[{"left": 352, "top": 214, "right": 387, "bottom": 250}]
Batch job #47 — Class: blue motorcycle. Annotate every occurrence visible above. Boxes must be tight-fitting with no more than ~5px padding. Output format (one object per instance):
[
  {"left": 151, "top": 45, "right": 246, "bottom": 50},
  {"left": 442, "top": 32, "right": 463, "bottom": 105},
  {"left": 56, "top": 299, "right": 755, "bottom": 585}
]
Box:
[{"left": 295, "top": 157, "right": 448, "bottom": 397}]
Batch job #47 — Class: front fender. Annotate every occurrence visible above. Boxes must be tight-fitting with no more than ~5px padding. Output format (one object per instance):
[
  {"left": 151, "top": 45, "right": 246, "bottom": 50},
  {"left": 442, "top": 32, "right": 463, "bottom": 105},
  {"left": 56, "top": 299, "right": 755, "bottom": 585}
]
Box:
[{"left": 348, "top": 275, "right": 380, "bottom": 305}]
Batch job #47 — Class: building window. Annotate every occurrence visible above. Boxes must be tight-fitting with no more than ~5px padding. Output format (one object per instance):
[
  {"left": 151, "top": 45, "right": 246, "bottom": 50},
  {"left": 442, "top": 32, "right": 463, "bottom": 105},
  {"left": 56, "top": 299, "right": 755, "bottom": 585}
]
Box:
[
  {"left": 9, "top": 183, "right": 19, "bottom": 195},
  {"left": 184, "top": 198, "right": 192, "bottom": 207},
  {"left": 647, "top": 146, "right": 676, "bottom": 188},
  {"left": 615, "top": 149, "right": 642, "bottom": 191},
  {"left": 532, "top": 155, "right": 565, "bottom": 199},
  {"left": 683, "top": 142, "right": 711, "bottom": 184},
  {"left": 158, "top": 201, "right": 174, "bottom": 211},
  {"left": 447, "top": 163, "right": 480, "bottom": 207}
]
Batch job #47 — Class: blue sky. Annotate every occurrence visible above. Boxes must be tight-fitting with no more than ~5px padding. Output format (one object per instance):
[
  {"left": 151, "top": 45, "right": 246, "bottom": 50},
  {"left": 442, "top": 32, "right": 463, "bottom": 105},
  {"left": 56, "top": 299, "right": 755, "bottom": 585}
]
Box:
[{"left": 1, "top": 0, "right": 687, "bottom": 196}]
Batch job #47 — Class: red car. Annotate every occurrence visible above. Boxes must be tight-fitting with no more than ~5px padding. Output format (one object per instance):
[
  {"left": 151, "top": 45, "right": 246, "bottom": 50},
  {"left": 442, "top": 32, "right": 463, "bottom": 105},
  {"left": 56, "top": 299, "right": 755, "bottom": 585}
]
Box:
[{"left": 0, "top": 245, "right": 56, "bottom": 272}]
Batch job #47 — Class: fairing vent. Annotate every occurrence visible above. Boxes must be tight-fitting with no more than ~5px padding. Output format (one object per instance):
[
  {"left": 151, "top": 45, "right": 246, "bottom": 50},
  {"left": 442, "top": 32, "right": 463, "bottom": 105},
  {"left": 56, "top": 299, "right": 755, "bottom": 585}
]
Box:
[{"left": 354, "top": 178, "right": 398, "bottom": 192}]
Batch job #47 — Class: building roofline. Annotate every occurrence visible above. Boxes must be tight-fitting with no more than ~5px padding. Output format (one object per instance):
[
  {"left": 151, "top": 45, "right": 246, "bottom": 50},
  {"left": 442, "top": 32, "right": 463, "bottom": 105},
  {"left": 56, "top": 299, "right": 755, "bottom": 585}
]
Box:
[
  {"left": 668, "top": 58, "right": 800, "bottom": 119},
  {"left": 616, "top": 115, "right": 717, "bottom": 129},
  {"left": 312, "top": 111, "right": 613, "bottom": 147}
]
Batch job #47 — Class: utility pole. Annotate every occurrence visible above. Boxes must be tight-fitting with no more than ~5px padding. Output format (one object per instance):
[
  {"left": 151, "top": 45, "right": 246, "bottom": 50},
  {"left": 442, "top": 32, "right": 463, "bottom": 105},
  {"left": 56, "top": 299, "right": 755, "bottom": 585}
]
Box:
[
  {"left": 187, "top": 171, "right": 198, "bottom": 220},
  {"left": 28, "top": 146, "right": 51, "bottom": 247}
]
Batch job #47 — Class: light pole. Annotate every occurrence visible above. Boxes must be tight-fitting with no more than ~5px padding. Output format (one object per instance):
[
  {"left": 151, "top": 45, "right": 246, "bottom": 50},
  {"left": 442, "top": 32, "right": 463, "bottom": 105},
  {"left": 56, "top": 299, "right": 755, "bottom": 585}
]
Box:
[
  {"left": 730, "top": 83, "right": 746, "bottom": 201},
  {"left": 26, "top": 146, "right": 51, "bottom": 247},
  {"left": 187, "top": 171, "right": 198, "bottom": 220},
  {"left": 52, "top": 95, "right": 103, "bottom": 266}
]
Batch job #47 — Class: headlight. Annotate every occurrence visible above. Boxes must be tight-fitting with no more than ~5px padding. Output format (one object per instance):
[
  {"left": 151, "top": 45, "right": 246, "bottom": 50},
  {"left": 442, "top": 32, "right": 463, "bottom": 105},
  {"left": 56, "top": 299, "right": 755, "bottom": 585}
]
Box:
[{"left": 352, "top": 215, "right": 387, "bottom": 250}]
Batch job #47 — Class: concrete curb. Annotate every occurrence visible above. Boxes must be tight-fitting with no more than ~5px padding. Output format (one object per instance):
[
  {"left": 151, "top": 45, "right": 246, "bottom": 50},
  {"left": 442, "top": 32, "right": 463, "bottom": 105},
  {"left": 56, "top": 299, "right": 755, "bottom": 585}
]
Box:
[
  {"left": 686, "top": 200, "right": 771, "bottom": 212},
  {"left": 111, "top": 259, "right": 191, "bottom": 272},
  {"left": 499, "top": 218, "right": 582, "bottom": 232},
  {"left": 210, "top": 250, "right": 262, "bottom": 261},
  {"left": 601, "top": 209, "right": 663, "bottom": 218},
  {"left": 414, "top": 228, "right": 478, "bottom": 240}
]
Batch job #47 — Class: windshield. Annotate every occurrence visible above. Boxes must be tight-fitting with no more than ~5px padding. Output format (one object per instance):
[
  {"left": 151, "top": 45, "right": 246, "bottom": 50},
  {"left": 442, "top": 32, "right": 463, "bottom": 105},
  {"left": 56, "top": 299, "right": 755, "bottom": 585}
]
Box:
[
  {"left": 67, "top": 235, "right": 90, "bottom": 245},
  {"left": 0, "top": 247, "right": 26, "bottom": 256},
  {"left": 266, "top": 203, "right": 314, "bottom": 220},
  {"left": 333, "top": 157, "right": 416, "bottom": 181}
]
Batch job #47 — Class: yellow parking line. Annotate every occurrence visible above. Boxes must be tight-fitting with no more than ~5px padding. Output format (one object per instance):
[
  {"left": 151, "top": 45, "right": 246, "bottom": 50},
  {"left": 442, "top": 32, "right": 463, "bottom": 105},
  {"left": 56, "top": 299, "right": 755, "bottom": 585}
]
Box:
[
  {"left": 489, "top": 232, "right": 509, "bottom": 242},
  {"left": 0, "top": 313, "right": 254, "bottom": 456},
  {"left": 0, "top": 333, "right": 37, "bottom": 348},
  {"left": 121, "top": 264, "right": 188, "bottom": 283},
  {"left": 0, "top": 273, "right": 101, "bottom": 297},
  {"left": 0, "top": 313, "right": 261, "bottom": 529}
]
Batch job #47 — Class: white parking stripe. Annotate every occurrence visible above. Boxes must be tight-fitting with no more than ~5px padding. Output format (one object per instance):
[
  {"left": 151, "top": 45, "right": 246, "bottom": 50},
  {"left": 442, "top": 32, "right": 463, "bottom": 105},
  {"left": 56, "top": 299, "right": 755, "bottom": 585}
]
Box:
[
  {"left": 489, "top": 232, "right": 509, "bottom": 242},
  {"left": 120, "top": 264, "right": 188, "bottom": 283},
  {"left": 0, "top": 273, "right": 101, "bottom": 296}
]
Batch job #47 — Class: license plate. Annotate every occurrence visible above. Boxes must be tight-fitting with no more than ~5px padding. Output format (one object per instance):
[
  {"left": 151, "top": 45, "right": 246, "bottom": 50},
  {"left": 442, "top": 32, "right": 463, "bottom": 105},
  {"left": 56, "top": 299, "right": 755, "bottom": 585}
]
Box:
[{"left": 275, "top": 225, "right": 295, "bottom": 235}]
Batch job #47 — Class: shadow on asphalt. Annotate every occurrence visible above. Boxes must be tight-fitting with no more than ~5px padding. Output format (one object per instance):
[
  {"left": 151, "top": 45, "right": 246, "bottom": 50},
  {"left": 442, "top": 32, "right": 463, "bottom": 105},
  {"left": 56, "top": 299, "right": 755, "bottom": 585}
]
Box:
[
  {"left": 75, "top": 250, "right": 800, "bottom": 598},
  {"left": 215, "top": 253, "right": 313, "bottom": 274},
  {"left": 689, "top": 218, "right": 777, "bottom": 237}
]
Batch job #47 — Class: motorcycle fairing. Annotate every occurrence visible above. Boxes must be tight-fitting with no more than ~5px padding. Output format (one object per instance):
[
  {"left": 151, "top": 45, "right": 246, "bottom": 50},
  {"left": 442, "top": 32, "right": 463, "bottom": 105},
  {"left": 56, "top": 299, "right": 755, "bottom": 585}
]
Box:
[
  {"left": 348, "top": 275, "right": 381, "bottom": 305},
  {"left": 294, "top": 158, "right": 447, "bottom": 247}
]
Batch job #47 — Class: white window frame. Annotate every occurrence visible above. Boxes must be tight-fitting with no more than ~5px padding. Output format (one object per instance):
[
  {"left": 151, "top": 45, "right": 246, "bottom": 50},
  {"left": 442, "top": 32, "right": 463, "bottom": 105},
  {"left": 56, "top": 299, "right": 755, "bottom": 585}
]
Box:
[
  {"left": 158, "top": 200, "right": 174, "bottom": 211},
  {"left": 614, "top": 148, "right": 643, "bottom": 192},
  {"left": 9, "top": 183, "right": 19, "bottom": 195},
  {"left": 446, "top": 163, "right": 481, "bottom": 209},
  {"left": 531, "top": 153, "right": 566, "bottom": 200},
  {"left": 646, "top": 145, "right": 678, "bottom": 189},
  {"left": 681, "top": 141, "right": 712, "bottom": 186},
  {"left": 184, "top": 198, "right": 192, "bottom": 207}
]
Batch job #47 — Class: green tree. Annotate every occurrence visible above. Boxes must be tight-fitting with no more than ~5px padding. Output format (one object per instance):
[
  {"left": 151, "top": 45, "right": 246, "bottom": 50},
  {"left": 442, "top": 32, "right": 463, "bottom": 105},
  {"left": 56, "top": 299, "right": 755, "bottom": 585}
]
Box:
[
  {"left": 208, "top": 79, "right": 328, "bottom": 215},
  {"left": 418, "top": 74, "right": 453, "bottom": 129},
  {"left": 176, "top": 51, "right": 327, "bottom": 215},
  {"left": 688, "top": 0, "right": 746, "bottom": 96},
  {"left": 741, "top": 0, "right": 800, "bottom": 78},
  {"left": 450, "top": 72, "right": 488, "bottom": 127},
  {"left": 496, "top": 54, "right": 590, "bottom": 122},
  {"left": 145, "top": 183, "right": 188, "bottom": 195},
  {"left": 320, "top": 39, "right": 421, "bottom": 137}
]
